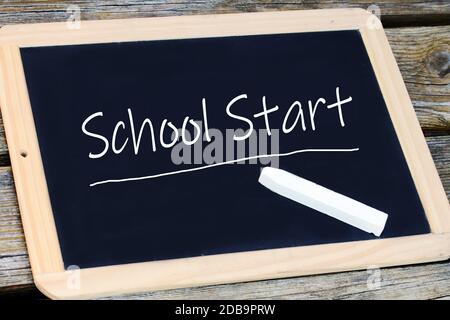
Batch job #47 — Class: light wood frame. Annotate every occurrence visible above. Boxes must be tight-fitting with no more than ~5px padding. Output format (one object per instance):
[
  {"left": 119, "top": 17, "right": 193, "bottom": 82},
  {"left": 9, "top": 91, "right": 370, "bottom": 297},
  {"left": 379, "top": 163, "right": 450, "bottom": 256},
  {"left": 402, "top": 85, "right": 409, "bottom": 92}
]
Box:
[{"left": 0, "top": 9, "right": 449, "bottom": 299}]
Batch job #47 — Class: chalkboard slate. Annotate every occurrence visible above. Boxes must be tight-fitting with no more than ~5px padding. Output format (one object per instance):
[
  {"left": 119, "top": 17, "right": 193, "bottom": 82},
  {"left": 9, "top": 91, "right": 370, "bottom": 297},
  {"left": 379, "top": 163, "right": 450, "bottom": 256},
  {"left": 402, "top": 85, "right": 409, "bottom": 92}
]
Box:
[{"left": 20, "top": 30, "right": 430, "bottom": 269}]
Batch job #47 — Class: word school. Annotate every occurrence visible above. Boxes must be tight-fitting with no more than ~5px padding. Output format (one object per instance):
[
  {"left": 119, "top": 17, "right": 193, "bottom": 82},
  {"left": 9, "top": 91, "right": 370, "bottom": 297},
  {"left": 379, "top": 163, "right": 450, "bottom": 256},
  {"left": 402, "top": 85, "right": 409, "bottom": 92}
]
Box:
[{"left": 81, "top": 86, "right": 352, "bottom": 159}]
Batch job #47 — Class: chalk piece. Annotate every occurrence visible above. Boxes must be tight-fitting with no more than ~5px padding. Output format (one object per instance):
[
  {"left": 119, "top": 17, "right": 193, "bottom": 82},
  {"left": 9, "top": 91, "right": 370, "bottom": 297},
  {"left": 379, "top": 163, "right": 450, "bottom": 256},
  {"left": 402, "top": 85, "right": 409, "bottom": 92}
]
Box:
[{"left": 259, "top": 167, "right": 388, "bottom": 236}]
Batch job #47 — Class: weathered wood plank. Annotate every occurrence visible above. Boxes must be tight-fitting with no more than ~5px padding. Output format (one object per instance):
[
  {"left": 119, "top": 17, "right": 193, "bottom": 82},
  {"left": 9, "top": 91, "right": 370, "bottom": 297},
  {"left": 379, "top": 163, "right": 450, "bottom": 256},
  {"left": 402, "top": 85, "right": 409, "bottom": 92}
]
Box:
[
  {"left": 0, "top": 167, "right": 32, "bottom": 291},
  {"left": 427, "top": 136, "right": 450, "bottom": 199},
  {"left": 0, "top": 135, "right": 448, "bottom": 298},
  {"left": 0, "top": 1, "right": 449, "bottom": 27},
  {"left": 386, "top": 27, "right": 450, "bottom": 135},
  {"left": 0, "top": 26, "right": 448, "bottom": 165},
  {"left": 0, "top": 116, "right": 7, "bottom": 166}
]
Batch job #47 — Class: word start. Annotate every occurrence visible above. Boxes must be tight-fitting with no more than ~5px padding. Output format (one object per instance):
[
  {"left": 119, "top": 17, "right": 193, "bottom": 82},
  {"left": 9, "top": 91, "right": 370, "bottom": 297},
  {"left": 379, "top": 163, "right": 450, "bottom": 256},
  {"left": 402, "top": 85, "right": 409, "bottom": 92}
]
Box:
[{"left": 81, "top": 87, "right": 352, "bottom": 159}]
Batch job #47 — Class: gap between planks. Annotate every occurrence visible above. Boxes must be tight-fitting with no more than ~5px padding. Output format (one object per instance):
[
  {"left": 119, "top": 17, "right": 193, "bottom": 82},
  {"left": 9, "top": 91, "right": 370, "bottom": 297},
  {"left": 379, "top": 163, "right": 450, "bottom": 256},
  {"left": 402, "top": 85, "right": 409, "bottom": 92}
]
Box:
[{"left": 0, "top": 1, "right": 449, "bottom": 28}]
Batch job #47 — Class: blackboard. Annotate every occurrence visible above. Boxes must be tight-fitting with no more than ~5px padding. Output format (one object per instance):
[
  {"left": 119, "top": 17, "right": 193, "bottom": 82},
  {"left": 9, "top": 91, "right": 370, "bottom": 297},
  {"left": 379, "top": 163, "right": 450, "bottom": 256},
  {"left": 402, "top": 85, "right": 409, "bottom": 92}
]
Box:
[
  {"left": 1, "top": 10, "right": 448, "bottom": 299},
  {"left": 21, "top": 30, "right": 430, "bottom": 269}
]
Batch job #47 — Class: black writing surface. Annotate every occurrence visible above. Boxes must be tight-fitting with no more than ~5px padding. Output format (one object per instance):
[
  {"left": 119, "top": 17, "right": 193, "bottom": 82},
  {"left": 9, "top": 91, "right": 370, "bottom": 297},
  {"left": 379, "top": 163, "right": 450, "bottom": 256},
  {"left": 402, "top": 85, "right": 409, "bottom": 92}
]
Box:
[{"left": 20, "top": 30, "right": 430, "bottom": 269}]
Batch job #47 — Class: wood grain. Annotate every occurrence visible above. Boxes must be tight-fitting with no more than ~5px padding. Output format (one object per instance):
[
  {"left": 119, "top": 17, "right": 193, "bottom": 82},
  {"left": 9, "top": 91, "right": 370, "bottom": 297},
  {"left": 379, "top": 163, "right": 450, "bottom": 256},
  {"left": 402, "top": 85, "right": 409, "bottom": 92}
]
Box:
[
  {"left": 0, "top": 116, "right": 7, "bottom": 166},
  {"left": 0, "top": 26, "right": 448, "bottom": 167},
  {"left": 0, "top": 1, "right": 449, "bottom": 27},
  {"left": 386, "top": 27, "right": 450, "bottom": 135},
  {"left": 0, "top": 167, "right": 32, "bottom": 291},
  {"left": 0, "top": 135, "right": 448, "bottom": 298}
]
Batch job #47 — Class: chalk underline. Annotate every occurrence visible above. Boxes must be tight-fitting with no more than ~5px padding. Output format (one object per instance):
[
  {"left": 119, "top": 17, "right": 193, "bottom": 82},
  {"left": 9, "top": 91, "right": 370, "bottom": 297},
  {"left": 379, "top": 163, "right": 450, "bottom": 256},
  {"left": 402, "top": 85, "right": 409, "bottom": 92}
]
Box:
[{"left": 89, "top": 147, "right": 360, "bottom": 187}]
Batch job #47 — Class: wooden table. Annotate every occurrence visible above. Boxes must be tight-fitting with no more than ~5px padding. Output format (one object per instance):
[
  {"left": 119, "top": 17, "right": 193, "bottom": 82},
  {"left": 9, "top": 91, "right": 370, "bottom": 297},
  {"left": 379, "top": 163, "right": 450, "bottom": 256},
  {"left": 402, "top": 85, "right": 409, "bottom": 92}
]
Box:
[{"left": 0, "top": 1, "right": 449, "bottom": 300}]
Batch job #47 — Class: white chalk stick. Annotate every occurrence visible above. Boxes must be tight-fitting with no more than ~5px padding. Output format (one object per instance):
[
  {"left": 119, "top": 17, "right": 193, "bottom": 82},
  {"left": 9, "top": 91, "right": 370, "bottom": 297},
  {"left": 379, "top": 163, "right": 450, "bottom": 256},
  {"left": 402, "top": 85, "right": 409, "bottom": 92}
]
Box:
[{"left": 258, "top": 167, "right": 388, "bottom": 236}]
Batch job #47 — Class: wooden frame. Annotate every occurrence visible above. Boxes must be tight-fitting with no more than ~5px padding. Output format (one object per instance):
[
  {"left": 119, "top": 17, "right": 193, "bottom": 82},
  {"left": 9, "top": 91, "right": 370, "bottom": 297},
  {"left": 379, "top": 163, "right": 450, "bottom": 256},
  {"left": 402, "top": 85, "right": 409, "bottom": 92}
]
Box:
[{"left": 0, "top": 9, "right": 449, "bottom": 299}]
